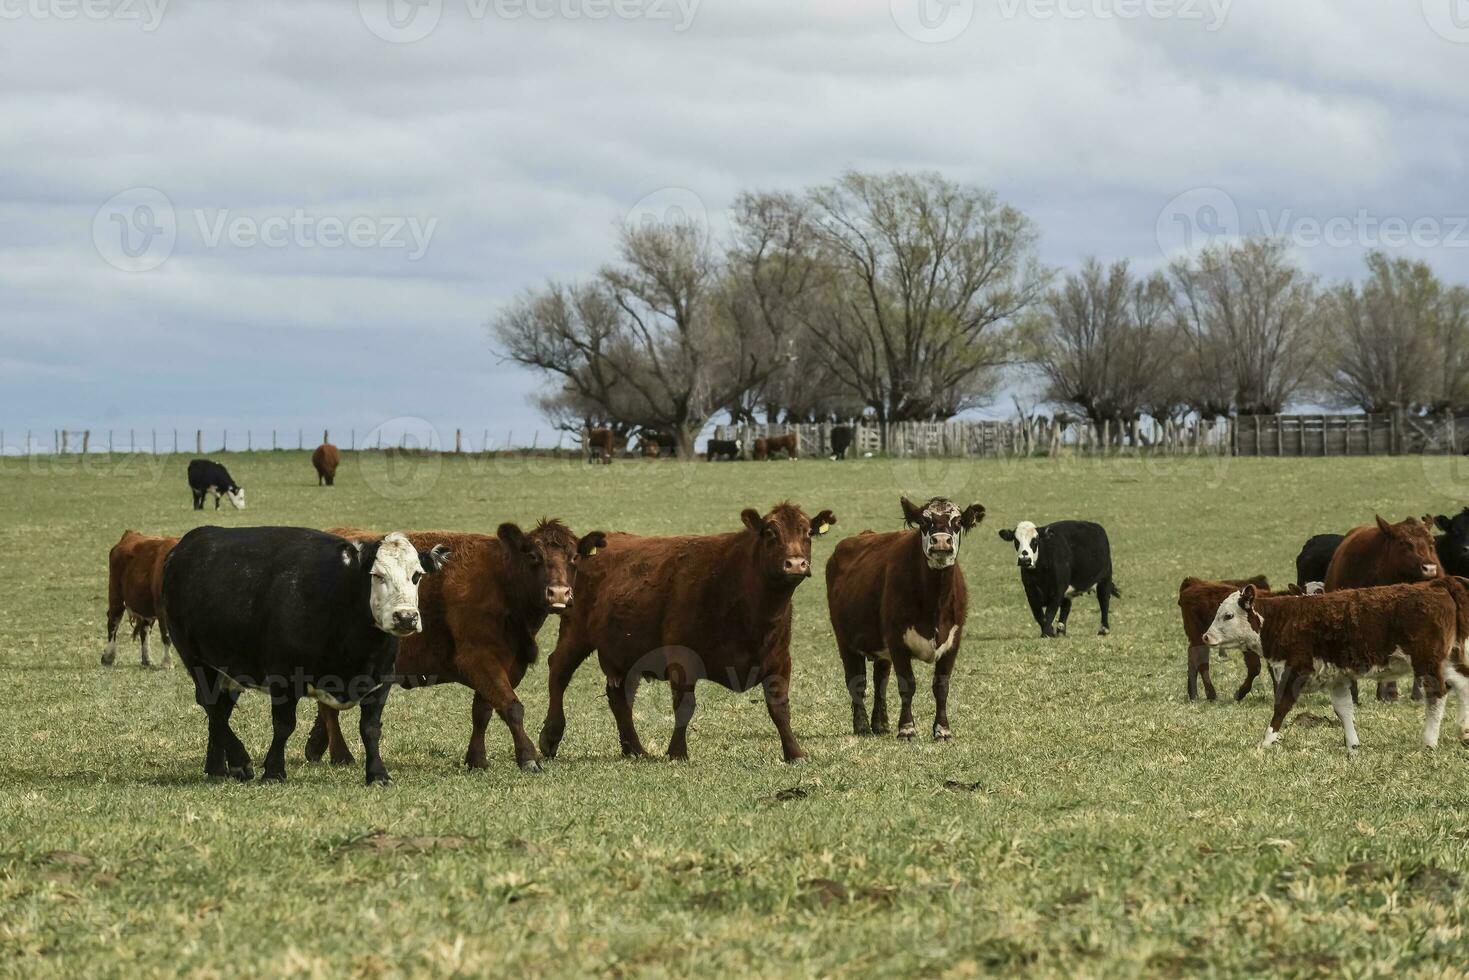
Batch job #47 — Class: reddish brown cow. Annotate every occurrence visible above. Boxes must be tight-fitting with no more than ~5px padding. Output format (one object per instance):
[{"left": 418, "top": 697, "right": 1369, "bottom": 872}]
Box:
[
  {"left": 587, "top": 428, "right": 614, "bottom": 464},
  {"left": 312, "top": 442, "right": 340, "bottom": 486},
  {"left": 537, "top": 501, "right": 836, "bottom": 763},
  {"left": 1325, "top": 514, "right": 1442, "bottom": 700},
  {"left": 827, "top": 497, "right": 984, "bottom": 740},
  {"left": 1203, "top": 580, "right": 1469, "bottom": 751},
  {"left": 752, "top": 437, "right": 769, "bottom": 461},
  {"left": 763, "top": 433, "right": 799, "bottom": 460},
  {"left": 304, "top": 521, "right": 606, "bottom": 772},
  {"left": 1178, "top": 575, "right": 1271, "bottom": 701},
  {"left": 104, "top": 531, "right": 179, "bottom": 668}
]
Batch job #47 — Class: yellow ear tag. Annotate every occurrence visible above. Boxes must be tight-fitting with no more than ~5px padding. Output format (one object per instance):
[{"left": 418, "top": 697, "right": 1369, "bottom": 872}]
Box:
[
  {"left": 817, "top": 523, "right": 829, "bottom": 535},
  {"left": 588, "top": 547, "right": 599, "bottom": 556}
]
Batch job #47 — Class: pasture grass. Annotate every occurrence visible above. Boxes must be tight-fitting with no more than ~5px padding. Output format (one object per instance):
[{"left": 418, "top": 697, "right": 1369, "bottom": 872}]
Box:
[{"left": 5, "top": 448, "right": 1469, "bottom": 977}]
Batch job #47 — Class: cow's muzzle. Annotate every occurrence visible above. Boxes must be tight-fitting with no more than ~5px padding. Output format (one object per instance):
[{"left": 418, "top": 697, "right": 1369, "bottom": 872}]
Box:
[
  {"left": 1202, "top": 629, "right": 1221, "bottom": 646},
  {"left": 783, "top": 557, "right": 811, "bottom": 578},
  {"left": 547, "top": 585, "right": 573, "bottom": 611},
  {"left": 1017, "top": 556, "right": 1034, "bottom": 569},
  {"left": 390, "top": 609, "right": 421, "bottom": 635},
  {"left": 1423, "top": 563, "right": 1439, "bottom": 578}
]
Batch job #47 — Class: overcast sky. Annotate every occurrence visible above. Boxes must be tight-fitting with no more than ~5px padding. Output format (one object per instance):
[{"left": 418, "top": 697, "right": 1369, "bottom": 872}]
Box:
[{"left": 2, "top": 0, "right": 1467, "bottom": 451}]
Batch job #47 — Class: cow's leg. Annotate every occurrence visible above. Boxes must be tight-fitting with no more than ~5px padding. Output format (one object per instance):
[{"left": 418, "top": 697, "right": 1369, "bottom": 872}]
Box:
[
  {"left": 762, "top": 669, "right": 805, "bottom": 762},
  {"left": 839, "top": 645, "right": 870, "bottom": 735},
  {"left": 1444, "top": 666, "right": 1469, "bottom": 742},
  {"left": 1189, "top": 645, "right": 1217, "bottom": 701},
  {"left": 932, "top": 645, "right": 958, "bottom": 740},
  {"left": 1263, "top": 663, "right": 1310, "bottom": 747},
  {"left": 539, "top": 634, "right": 596, "bottom": 759},
  {"left": 1023, "top": 584, "right": 1047, "bottom": 634},
  {"left": 1377, "top": 679, "right": 1399, "bottom": 702},
  {"left": 262, "top": 695, "right": 299, "bottom": 783},
  {"left": 202, "top": 693, "right": 252, "bottom": 782},
  {"left": 666, "top": 673, "right": 697, "bottom": 761},
  {"left": 358, "top": 684, "right": 393, "bottom": 786},
  {"left": 1231, "top": 649, "right": 1259, "bottom": 701},
  {"left": 213, "top": 491, "right": 221, "bottom": 510},
  {"left": 1410, "top": 674, "right": 1424, "bottom": 702},
  {"left": 139, "top": 621, "right": 154, "bottom": 668},
  {"left": 870, "top": 658, "right": 891, "bottom": 734},
  {"left": 103, "top": 579, "right": 124, "bottom": 666},
  {"left": 305, "top": 706, "right": 355, "bottom": 765},
  {"left": 892, "top": 653, "right": 918, "bottom": 740},
  {"left": 191, "top": 489, "right": 205, "bottom": 510},
  {"left": 458, "top": 658, "right": 540, "bottom": 772},
  {"left": 605, "top": 674, "right": 648, "bottom": 758},
  {"left": 1328, "top": 679, "right": 1359, "bottom": 752},
  {"left": 1422, "top": 670, "right": 1447, "bottom": 749},
  {"left": 1040, "top": 601, "right": 1062, "bottom": 638},
  {"left": 1055, "top": 597, "right": 1072, "bottom": 636},
  {"left": 1096, "top": 579, "right": 1113, "bottom": 636}
]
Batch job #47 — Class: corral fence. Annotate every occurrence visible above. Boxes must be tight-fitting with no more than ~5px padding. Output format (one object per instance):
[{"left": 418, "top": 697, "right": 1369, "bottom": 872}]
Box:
[
  {"left": 0, "top": 428, "right": 573, "bottom": 458},
  {"left": 1230, "top": 410, "right": 1469, "bottom": 457}
]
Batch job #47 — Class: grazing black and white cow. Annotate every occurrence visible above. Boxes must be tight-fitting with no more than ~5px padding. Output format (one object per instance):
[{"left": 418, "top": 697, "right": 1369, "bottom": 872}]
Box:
[
  {"left": 705, "top": 438, "right": 743, "bottom": 461},
  {"left": 163, "top": 527, "right": 449, "bottom": 785},
  {"left": 998, "top": 520, "right": 1119, "bottom": 637},
  {"left": 187, "top": 459, "right": 244, "bottom": 511},
  {"left": 830, "top": 426, "right": 854, "bottom": 460},
  {"left": 1294, "top": 533, "right": 1344, "bottom": 589},
  {"left": 1434, "top": 510, "right": 1469, "bottom": 578}
]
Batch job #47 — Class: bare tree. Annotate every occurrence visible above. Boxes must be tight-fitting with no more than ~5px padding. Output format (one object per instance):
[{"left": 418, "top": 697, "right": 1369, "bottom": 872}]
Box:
[
  {"left": 1170, "top": 238, "right": 1318, "bottom": 415},
  {"left": 803, "top": 171, "right": 1049, "bottom": 423},
  {"left": 1432, "top": 284, "right": 1469, "bottom": 410},
  {"left": 1028, "top": 258, "right": 1179, "bottom": 438}
]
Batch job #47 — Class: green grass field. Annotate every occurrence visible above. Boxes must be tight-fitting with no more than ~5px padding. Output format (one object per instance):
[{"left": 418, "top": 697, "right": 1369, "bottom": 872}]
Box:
[{"left": 6, "top": 449, "right": 1469, "bottom": 977}]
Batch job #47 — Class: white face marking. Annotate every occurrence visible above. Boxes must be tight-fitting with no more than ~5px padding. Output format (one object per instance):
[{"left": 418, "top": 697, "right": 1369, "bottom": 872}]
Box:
[
  {"left": 369, "top": 532, "right": 427, "bottom": 636},
  {"left": 1202, "top": 591, "right": 1258, "bottom": 649},
  {"left": 226, "top": 488, "right": 245, "bottom": 510},
  {"left": 919, "top": 501, "right": 962, "bottom": 569},
  {"left": 1012, "top": 521, "right": 1039, "bottom": 568},
  {"left": 1304, "top": 581, "right": 1325, "bottom": 595}
]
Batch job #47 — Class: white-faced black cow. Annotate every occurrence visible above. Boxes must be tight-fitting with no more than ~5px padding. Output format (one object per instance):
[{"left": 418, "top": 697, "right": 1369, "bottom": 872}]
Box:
[
  {"left": 705, "top": 438, "right": 743, "bottom": 461},
  {"left": 998, "top": 520, "right": 1119, "bottom": 637},
  {"left": 163, "top": 526, "right": 449, "bottom": 785},
  {"left": 829, "top": 426, "right": 854, "bottom": 460},
  {"left": 187, "top": 459, "right": 245, "bottom": 511},
  {"left": 826, "top": 496, "right": 984, "bottom": 740}
]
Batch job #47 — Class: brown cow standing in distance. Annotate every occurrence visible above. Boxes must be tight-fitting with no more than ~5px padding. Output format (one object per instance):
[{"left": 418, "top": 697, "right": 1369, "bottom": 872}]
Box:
[
  {"left": 1325, "top": 514, "right": 1442, "bottom": 700},
  {"left": 104, "top": 530, "right": 180, "bottom": 668},
  {"left": 312, "top": 442, "right": 340, "bottom": 486},
  {"left": 538, "top": 501, "right": 836, "bottom": 763},
  {"left": 752, "top": 437, "right": 769, "bottom": 461},
  {"left": 305, "top": 521, "right": 607, "bottom": 772},
  {"left": 1177, "top": 575, "right": 1271, "bottom": 701},
  {"left": 826, "top": 497, "right": 985, "bottom": 740},
  {"left": 587, "top": 428, "right": 615, "bottom": 464},
  {"left": 762, "top": 433, "right": 799, "bottom": 460}
]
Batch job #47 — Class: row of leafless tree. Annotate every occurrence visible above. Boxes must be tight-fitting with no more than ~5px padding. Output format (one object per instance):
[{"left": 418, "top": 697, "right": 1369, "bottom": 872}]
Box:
[{"left": 491, "top": 171, "right": 1469, "bottom": 452}]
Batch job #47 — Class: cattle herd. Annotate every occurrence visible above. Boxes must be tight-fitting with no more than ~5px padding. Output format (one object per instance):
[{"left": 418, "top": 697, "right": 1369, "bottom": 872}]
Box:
[
  {"left": 585, "top": 427, "right": 857, "bottom": 463},
  {"left": 96, "top": 446, "right": 1469, "bottom": 785}
]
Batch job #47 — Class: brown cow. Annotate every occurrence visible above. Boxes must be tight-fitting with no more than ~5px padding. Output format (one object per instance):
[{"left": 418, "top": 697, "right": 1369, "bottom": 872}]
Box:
[
  {"left": 104, "top": 530, "right": 179, "bottom": 668},
  {"left": 312, "top": 443, "right": 340, "bottom": 486},
  {"left": 1203, "top": 580, "right": 1469, "bottom": 751},
  {"left": 304, "top": 521, "right": 607, "bottom": 772},
  {"left": 1325, "top": 514, "right": 1442, "bottom": 700},
  {"left": 763, "top": 433, "right": 799, "bottom": 460},
  {"left": 1178, "top": 575, "right": 1270, "bottom": 701},
  {"left": 752, "top": 437, "right": 769, "bottom": 461},
  {"left": 587, "top": 428, "right": 614, "bottom": 464},
  {"left": 826, "top": 497, "right": 984, "bottom": 740},
  {"left": 538, "top": 501, "right": 836, "bottom": 763}
]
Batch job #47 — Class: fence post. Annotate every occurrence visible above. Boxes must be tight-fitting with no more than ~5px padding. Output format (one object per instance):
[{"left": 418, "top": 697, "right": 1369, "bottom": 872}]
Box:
[
  {"left": 456, "top": 429, "right": 462, "bottom": 454},
  {"left": 196, "top": 430, "right": 202, "bottom": 454},
  {"left": 323, "top": 429, "right": 329, "bottom": 446}
]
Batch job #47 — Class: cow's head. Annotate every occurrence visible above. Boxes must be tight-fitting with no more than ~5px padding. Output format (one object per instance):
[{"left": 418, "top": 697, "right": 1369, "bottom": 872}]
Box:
[
  {"left": 498, "top": 519, "right": 607, "bottom": 614},
  {"left": 998, "top": 520, "right": 1043, "bottom": 570},
  {"left": 356, "top": 532, "right": 450, "bottom": 636},
  {"left": 1435, "top": 508, "right": 1469, "bottom": 563},
  {"left": 741, "top": 502, "right": 836, "bottom": 584},
  {"left": 1374, "top": 514, "right": 1439, "bottom": 580},
  {"left": 225, "top": 485, "right": 245, "bottom": 510},
  {"left": 901, "top": 496, "right": 985, "bottom": 570},
  {"left": 1202, "top": 585, "right": 1264, "bottom": 650}
]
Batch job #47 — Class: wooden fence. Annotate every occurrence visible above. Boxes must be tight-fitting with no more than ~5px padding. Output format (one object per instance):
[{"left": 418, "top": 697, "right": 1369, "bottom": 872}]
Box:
[{"left": 1230, "top": 411, "right": 1469, "bottom": 456}]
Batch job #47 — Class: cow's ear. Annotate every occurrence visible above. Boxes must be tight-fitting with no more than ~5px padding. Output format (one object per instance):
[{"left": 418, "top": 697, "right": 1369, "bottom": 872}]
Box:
[
  {"left": 498, "top": 522, "right": 528, "bottom": 552},
  {"left": 1240, "top": 584, "right": 1256, "bottom": 608},
  {"left": 741, "top": 508, "right": 764, "bottom": 532},
  {"left": 961, "top": 504, "right": 986, "bottom": 530},
  {"left": 1436, "top": 514, "right": 1452, "bottom": 532},
  {"left": 1421, "top": 513, "right": 1435, "bottom": 528},
  {"left": 809, "top": 510, "right": 836, "bottom": 536},
  {"left": 1287, "top": 583, "right": 1303, "bottom": 595},
  {"left": 578, "top": 531, "right": 608, "bottom": 557},
  {"left": 998, "top": 529, "right": 1015, "bottom": 542},
  {"left": 420, "top": 544, "right": 451, "bottom": 575},
  {"left": 1375, "top": 515, "right": 1392, "bottom": 536},
  {"left": 900, "top": 496, "right": 923, "bottom": 527}
]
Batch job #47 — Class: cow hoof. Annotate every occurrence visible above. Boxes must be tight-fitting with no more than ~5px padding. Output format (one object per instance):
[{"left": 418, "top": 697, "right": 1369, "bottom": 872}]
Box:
[
  {"left": 784, "top": 753, "right": 808, "bottom": 765},
  {"left": 519, "top": 759, "right": 544, "bottom": 774},
  {"left": 1097, "top": 627, "right": 1110, "bottom": 636},
  {"left": 366, "top": 774, "right": 393, "bottom": 788},
  {"left": 852, "top": 721, "right": 872, "bottom": 736},
  {"left": 100, "top": 652, "right": 115, "bottom": 666},
  {"left": 897, "top": 725, "right": 916, "bottom": 741},
  {"left": 330, "top": 753, "right": 355, "bottom": 767},
  {"left": 229, "top": 765, "right": 254, "bottom": 783},
  {"left": 261, "top": 772, "right": 286, "bottom": 784},
  {"left": 1055, "top": 625, "right": 1067, "bottom": 636},
  {"left": 871, "top": 721, "right": 890, "bottom": 735},
  {"left": 932, "top": 725, "right": 953, "bottom": 741},
  {"left": 537, "top": 732, "right": 561, "bottom": 760}
]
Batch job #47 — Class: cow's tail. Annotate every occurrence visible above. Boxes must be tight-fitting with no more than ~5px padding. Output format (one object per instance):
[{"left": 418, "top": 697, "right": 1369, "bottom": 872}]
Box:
[
  {"left": 1440, "top": 576, "right": 1469, "bottom": 669},
  {"left": 1109, "top": 582, "right": 1122, "bottom": 599}
]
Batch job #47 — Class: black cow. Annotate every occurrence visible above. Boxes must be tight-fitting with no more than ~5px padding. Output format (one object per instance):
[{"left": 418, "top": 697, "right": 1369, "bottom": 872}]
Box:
[
  {"left": 1434, "top": 510, "right": 1469, "bottom": 577},
  {"left": 1295, "top": 533, "right": 1344, "bottom": 588},
  {"left": 830, "top": 426, "right": 854, "bottom": 460},
  {"left": 705, "top": 438, "right": 743, "bottom": 461},
  {"left": 163, "top": 526, "right": 449, "bottom": 785},
  {"left": 998, "top": 520, "right": 1119, "bottom": 637},
  {"left": 188, "top": 459, "right": 244, "bottom": 511}
]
